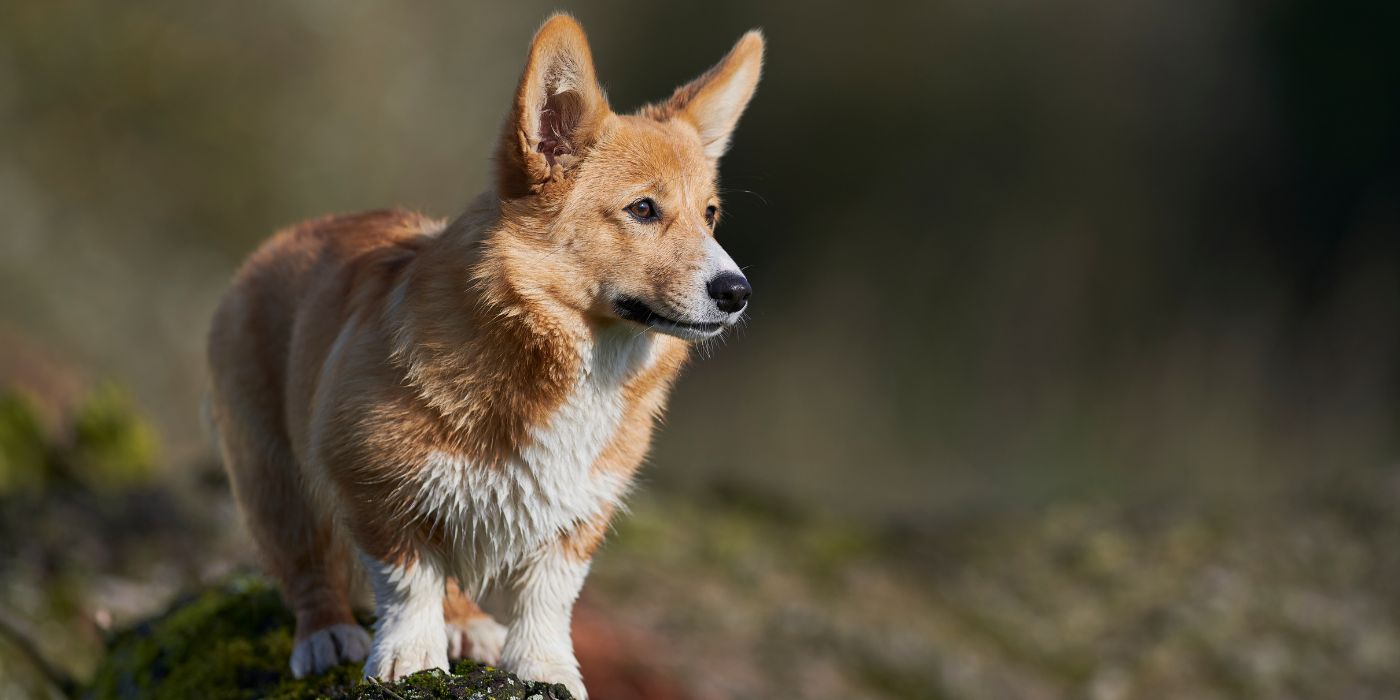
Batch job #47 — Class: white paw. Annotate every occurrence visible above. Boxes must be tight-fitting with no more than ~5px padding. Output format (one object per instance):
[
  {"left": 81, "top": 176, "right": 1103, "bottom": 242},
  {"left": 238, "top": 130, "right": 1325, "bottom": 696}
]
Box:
[
  {"left": 289, "top": 623, "right": 372, "bottom": 678},
  {"left": 363, "top": 628, "right": 449, "bottom": 681},
  {"left": 447, "top": 616, "right": 507, "bottom": 664},
  {"left": 509, "top": 657, "right": 586, "bottom": 700}
]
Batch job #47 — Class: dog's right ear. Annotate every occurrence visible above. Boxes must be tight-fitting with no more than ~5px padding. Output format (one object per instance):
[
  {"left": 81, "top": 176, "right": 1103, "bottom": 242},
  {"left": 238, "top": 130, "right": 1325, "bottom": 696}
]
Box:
[{"left": 495, "top": 14, "right": 610, "bottom": 199}]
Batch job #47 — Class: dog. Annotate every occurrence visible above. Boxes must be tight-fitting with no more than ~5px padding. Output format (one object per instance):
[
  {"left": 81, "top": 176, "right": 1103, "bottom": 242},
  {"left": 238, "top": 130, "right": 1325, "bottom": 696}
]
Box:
[{"left": 206, "top": 14, "right": 762, "bottom": 698}]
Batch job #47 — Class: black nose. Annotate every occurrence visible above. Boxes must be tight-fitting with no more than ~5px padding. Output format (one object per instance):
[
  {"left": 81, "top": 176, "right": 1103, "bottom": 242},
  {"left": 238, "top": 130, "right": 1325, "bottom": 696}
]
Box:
[{"left": 706, "top": 272, "right": 752, "bottom": 313}]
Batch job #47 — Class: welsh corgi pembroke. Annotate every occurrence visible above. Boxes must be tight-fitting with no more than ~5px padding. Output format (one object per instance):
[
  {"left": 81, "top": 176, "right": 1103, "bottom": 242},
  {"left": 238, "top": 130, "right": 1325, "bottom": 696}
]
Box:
[{"left": 206, "top": 14, "right": 762, "bottom": 698}]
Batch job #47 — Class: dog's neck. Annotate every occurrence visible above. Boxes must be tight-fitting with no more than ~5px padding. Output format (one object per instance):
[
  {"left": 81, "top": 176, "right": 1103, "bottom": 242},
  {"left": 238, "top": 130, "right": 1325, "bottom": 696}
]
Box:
[{"left": 385, "top": 197, "right": 654, "bottom": 463}]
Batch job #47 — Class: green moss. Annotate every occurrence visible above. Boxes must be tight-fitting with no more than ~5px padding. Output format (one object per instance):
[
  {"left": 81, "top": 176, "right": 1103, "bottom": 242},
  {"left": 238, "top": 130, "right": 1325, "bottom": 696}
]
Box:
[{"left": 85, "top": 577, "right": 572, "bottom": 700}]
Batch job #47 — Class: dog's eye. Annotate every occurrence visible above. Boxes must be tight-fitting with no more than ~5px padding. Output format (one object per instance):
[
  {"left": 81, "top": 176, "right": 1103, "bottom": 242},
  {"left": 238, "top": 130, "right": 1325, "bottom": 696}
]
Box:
[
  {"left": 625, "top": 198, "right": 660, "bottom": 222},
  {"left": 705, "top": 205, "right": 718, "bottom": 227}
]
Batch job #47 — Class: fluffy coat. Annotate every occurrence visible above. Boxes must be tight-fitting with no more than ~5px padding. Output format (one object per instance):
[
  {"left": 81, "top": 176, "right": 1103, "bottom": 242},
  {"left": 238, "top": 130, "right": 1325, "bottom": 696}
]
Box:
[{"left": 206, "top": 14, "right": 763, "bottom": 698}]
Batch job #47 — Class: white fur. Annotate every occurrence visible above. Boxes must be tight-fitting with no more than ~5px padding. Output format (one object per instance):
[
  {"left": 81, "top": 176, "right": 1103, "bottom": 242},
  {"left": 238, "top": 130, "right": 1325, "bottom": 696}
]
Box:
[
  {"left": 701, "top": 234, "right": 742, "bottom": 285},
  {"left": 362, "top": 554, "right": 449, "bottom": 680},
  {"left": 414, "top": 327, "right": 653, "bottom": 587},
  {"left": 447, "top": 615, "right": 508, "bottom": 664},
  {"left": 402, "top": 326, "right": 652, "bottom": 693},
  {"left": 664, "top": 234, "right": 744, "bottom": 329},
  {"left": 364, "top": 326, "right": 653, "bottom": 689},
  {"left": 501, "top": 545, "right": 592, "bottom": 699}
]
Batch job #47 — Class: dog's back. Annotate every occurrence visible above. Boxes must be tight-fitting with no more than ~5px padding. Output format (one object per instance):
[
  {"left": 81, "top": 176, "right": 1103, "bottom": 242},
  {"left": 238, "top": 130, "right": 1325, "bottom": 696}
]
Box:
[{"left": 210, "top": 209, "right": 432, "bottom": 404}]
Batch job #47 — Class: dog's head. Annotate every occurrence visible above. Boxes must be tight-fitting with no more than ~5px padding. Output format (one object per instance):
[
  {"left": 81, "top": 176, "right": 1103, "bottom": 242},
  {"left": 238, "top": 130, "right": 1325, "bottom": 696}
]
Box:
[{"left": 492, "top": 14, "right": 763, "bottom": 342}]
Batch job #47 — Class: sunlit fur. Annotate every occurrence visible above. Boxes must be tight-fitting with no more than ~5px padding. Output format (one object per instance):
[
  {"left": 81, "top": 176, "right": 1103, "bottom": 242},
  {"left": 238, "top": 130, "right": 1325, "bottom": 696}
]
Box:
[{"left": 206, "top": 14, "right": 763, "bottom": 699}]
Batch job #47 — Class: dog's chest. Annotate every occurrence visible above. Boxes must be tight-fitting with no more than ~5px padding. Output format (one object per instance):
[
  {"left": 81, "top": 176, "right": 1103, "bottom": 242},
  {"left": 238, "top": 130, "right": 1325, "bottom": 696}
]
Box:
[{"left": 418, "top": 331, "right": 653, "bottom": 572}]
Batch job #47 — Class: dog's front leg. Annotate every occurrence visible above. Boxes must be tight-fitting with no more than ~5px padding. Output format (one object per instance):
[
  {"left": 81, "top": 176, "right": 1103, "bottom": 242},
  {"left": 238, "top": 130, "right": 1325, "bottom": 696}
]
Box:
[
  {"left": 501, "top": 542, "right": 591, "bottom": 699},
  {"left": 361, "top": 553, "right": 449, "bottom": 681}
]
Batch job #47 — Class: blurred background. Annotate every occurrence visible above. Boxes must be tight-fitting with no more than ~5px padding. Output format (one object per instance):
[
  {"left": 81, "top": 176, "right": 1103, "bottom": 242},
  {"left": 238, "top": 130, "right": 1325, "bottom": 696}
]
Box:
[{"left": 2, "top": 1, "right": 1398, "bottom": 698}]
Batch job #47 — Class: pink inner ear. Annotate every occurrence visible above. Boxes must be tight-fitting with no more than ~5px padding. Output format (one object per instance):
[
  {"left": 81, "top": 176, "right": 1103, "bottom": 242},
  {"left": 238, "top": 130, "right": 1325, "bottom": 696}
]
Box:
[
  {"left": 536, "top": 90, "right": 582, "bottom": 167},
  {"left": 536, "top": 127, "right": 571, "bottom": 167}
]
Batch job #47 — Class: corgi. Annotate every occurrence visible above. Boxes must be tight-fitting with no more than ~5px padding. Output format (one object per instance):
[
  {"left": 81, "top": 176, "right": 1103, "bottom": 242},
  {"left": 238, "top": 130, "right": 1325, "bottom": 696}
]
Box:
[{"left": 206, "top": 14, "right": 762, "bottom": 699}]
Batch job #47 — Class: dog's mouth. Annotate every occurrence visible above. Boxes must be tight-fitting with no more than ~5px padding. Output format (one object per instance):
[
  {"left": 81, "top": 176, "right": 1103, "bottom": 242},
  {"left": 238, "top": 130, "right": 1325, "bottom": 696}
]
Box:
[{"left": 613, "top": 297, "right": 725, "bottom": 337}]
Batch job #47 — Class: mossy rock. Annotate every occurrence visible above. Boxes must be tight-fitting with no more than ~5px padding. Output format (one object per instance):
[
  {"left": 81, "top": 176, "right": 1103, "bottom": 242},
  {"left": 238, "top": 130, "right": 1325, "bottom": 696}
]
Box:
[{"left": 85, "top": 577, "right": 572, "bottom": 700}]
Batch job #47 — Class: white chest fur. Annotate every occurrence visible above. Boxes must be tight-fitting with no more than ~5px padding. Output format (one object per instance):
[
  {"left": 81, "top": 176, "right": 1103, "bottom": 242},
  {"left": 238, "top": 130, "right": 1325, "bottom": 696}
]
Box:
[{"left": 416, "top": 328, "right": 655, "bottom": 582}]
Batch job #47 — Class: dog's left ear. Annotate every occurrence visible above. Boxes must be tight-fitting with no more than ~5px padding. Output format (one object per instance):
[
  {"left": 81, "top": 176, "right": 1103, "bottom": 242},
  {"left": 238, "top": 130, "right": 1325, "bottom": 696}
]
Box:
[
  {"left": 647, "top": 31, "right": 765, "bottom": 161},
  {"left": 497, "top": 14, "right": 610, "bottom": 198}
]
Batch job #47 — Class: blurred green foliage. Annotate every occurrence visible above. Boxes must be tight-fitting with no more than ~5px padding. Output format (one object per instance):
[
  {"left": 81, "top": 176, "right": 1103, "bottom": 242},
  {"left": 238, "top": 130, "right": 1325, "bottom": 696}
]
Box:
[
  {"left": 70, "top": 384, "right": 160, "bottom": 491},
  {"left": 0, "top": 384, "right": 157, "bottom": 496},
  {"left": 0, "top": 392, "right": 48, "bottom": 493}
]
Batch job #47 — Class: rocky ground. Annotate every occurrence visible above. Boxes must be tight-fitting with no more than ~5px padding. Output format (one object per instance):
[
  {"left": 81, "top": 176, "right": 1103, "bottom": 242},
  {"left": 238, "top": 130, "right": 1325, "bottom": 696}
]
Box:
[{"left": 3, "top": 388, "right": 1400, "bottom": 699}]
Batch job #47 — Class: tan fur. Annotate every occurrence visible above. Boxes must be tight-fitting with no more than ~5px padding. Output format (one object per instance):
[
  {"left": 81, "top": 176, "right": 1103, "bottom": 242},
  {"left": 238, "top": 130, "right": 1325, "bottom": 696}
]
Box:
[
  {"left": 560, "top": 506, "right": 617, "bottom": 563},
  {"left": 443, "top": 579, "right": 489, "bottom": 623},
  {"left": 207, "top": 14, "right": 763, "bottom": 690}
]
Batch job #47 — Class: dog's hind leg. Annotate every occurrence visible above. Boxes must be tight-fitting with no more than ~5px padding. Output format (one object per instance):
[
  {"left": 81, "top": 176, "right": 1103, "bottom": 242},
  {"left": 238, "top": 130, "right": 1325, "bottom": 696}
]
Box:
[
  {"left": 208, "top": 377, "right": 370, "bottom": 678},
  {"left": 444, "top": 578, "right": 507, "bottom": 665}
]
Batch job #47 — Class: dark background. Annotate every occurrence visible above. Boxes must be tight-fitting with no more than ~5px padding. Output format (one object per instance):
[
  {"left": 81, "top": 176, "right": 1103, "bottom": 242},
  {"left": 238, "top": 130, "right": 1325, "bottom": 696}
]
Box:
[{"left": 2, "top": 1, "right": 1398, "bottom": 698}]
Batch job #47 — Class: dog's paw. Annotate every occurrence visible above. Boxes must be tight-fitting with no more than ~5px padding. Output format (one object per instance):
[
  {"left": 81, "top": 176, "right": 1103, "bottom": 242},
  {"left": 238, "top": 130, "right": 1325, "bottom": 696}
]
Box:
[
  {"left": 509, "top": 657, "right": 586, "bottom": 700},
  {"left": 447, "top": 616, "right": 507, "bottom": 665},
  {"left": 289, "top": 623, "right": 372, "bottom": 678},
  {"left": 363, "top": 629, "right": 449, "bottom": 681}
]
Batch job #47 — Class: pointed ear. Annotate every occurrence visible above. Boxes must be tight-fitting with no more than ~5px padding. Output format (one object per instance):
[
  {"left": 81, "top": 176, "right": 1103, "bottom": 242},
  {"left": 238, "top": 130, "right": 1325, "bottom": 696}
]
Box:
[
  {"left": 648, "top": 30, "right": 764, "bottom": 161},
  {"left": 496, "top": 14, "right": 610, "bottom": 198}
]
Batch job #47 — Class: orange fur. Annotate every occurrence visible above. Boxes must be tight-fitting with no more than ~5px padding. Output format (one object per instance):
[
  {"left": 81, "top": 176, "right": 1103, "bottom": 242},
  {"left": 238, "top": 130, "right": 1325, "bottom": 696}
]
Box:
[{"left": 207, "top": 14, "right": 763, "bottom": 693}]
